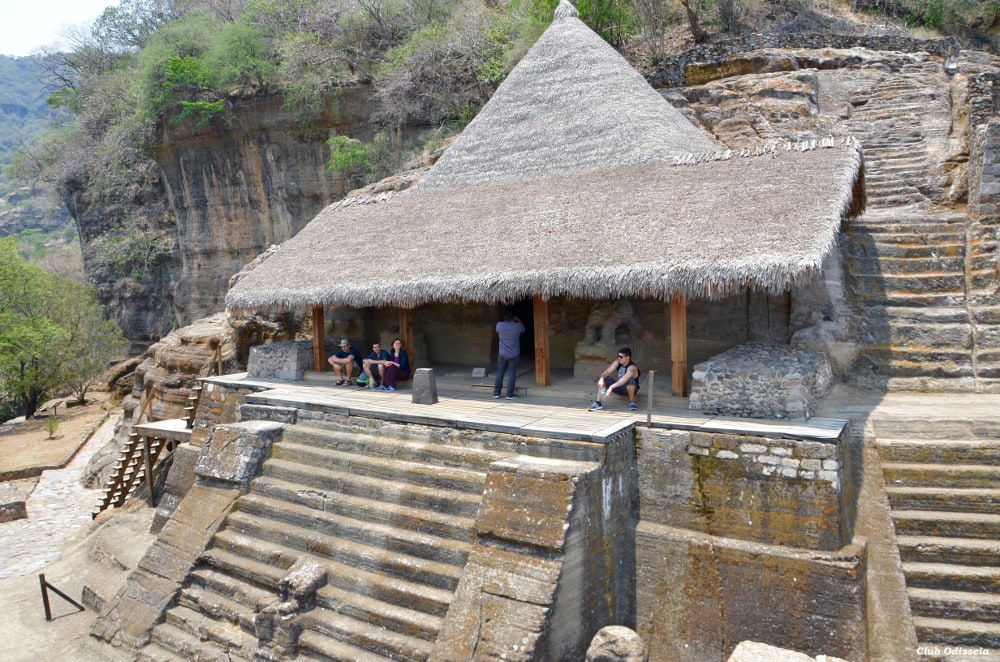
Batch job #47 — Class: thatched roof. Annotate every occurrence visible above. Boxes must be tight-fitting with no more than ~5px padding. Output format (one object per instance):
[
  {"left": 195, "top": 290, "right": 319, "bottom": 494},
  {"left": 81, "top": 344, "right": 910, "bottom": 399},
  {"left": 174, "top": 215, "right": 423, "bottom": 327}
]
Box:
[
  {"left": 414, "top": 0, "right": 718, "bottom": 193},
  {"left": 226, "top": 137, "right": 864, "bottom": 312},
  {"left": 224, "top": 0, "right": 865, "bottom": 314}
]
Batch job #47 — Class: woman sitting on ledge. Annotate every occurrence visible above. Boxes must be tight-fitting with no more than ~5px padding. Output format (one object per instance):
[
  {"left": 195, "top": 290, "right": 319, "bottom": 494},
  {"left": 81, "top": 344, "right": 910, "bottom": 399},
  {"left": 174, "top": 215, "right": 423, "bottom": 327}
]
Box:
[{"left": 378, "top": 338, "right": 411, "bottom": 392}]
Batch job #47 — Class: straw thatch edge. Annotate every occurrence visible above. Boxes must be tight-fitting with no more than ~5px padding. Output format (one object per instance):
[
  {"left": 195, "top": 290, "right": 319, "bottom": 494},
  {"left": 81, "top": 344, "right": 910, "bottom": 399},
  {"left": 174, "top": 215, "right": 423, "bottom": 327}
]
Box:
[{"left": 225, "top": 137, "right": 864, "bottom": 314}]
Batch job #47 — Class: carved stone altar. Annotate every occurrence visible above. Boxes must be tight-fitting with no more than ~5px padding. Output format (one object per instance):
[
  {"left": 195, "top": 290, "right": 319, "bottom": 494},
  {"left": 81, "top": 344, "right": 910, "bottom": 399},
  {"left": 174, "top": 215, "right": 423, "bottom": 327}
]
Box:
[{"left": 574, "top": 299, "right": 638, "bottom": 378}]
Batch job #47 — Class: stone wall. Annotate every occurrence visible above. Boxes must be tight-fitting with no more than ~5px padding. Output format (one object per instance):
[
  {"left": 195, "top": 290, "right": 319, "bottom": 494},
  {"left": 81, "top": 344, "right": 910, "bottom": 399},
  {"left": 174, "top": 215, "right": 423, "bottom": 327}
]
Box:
[
  {"left": 637, "top": 427, "right": 847, "bottom": 551},
  {"left": 650, "top": 32, "right": 959, "bottom": 88},
  {"left": 431, "top": 427, "right": 636, "bottom": 662},
  {"left": 634, "top": 425, "right": 865, "bottom": 661},
  {"left": 688, "top": 342, "right": 834, "bottom": 420}
]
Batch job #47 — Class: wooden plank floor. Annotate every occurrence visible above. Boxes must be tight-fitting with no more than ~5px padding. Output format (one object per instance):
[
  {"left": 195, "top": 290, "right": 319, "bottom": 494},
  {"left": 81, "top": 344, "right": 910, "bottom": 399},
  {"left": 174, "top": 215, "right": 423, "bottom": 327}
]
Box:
[{"left": 209, "top": 374, "right": 847, "bottom": 444}]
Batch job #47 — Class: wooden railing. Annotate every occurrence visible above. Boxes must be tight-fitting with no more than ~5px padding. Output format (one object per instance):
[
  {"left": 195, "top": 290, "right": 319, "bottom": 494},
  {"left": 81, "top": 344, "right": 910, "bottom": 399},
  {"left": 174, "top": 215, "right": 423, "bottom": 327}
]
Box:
[{"left": 92, "top": 344, "right": 226, "bottom": 518}]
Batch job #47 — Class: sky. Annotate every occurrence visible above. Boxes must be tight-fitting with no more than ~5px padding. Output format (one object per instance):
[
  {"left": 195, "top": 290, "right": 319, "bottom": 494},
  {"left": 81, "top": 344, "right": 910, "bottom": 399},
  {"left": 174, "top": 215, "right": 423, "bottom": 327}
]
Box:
[{"left": 0, "top": 0, "right": 114, "bottom": 57}]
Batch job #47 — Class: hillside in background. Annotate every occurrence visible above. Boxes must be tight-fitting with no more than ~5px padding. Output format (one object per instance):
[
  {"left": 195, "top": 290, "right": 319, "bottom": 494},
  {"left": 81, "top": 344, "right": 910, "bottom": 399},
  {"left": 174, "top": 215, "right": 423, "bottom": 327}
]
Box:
[
  {"left": 0, "top": 54, "right": 76, "bottom": 274},
  {"left": 0, "top": 0, "right": 997, "bottom": 344}
]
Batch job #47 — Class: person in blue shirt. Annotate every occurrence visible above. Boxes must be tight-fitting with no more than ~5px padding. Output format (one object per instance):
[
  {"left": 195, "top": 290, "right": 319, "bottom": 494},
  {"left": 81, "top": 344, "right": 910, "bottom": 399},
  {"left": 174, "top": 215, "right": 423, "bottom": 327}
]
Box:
[
  {"left": 377, "top": 338, "right": 411, "bottom": 392},
  {"left": 493, "top": 308, "right": 525, "bottom": 400},
  {"left": 328, "top": 338, "right": 362, "bottom": 386},
  {"left": 361, "top": 341, "right": 391, "bottom": 389}
]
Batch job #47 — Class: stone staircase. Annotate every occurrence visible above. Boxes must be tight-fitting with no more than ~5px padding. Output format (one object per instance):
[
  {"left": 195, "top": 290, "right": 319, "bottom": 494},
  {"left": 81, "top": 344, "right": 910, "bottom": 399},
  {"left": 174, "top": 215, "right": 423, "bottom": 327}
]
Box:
[
  {"left": 137, "top": 419, "right": 517, "bottom": 661},
  {"left": 875, "top": 417, "right": 1000, "bottom": 656},
  {"left": 839, "top": 60, "right": 1000, "bottom": 391}
]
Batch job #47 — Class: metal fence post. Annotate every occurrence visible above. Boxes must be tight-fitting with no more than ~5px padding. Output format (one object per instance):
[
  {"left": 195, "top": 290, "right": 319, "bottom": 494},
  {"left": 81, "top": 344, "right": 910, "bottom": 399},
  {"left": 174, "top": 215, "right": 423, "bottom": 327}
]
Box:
[{"left": 646, "top": 370, "right": 655, "bottom": 426}]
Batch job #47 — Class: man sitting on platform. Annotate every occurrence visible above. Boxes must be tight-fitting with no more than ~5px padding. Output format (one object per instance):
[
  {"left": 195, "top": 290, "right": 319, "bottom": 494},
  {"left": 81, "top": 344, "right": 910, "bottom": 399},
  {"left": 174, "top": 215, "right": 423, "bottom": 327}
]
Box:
[
  {"left": 328, "top": 338, "right": 362, "bottom": 386},
  {"left": 360, "top": 341, "right": 391, "bottom": 389},
  {"left": 588, "top": 347, "right": 640, "bottom": 412}
]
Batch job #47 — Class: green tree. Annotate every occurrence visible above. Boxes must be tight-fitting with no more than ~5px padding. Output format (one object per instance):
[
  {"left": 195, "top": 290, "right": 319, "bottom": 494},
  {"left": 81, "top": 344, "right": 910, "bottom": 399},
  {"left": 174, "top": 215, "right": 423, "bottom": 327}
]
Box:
[
  {"left": 0, "top": 237, "right": 127, "bottom": 417},
  {"left": 0, "top": 238, "right": 69, "bottom": 418}
]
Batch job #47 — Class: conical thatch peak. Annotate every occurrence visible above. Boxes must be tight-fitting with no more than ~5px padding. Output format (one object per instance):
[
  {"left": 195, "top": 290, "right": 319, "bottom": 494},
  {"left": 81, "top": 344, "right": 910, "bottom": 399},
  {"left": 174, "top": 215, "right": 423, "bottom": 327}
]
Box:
[
  {"left": 553, "top": 0, "right": 579, "bottom": 19},
  {"left": 413, "top": 0, "right": 719, "bottom": 193}
]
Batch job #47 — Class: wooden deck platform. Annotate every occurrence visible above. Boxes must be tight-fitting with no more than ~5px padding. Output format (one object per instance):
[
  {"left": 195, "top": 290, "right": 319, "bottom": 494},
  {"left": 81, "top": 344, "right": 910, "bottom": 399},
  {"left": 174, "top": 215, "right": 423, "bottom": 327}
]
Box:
[
  {"left": 205, "top": 372, "right": 847, "bottom": 444},
  {"left": 135, "top": 418, "right": 192, "bottom": 443}
]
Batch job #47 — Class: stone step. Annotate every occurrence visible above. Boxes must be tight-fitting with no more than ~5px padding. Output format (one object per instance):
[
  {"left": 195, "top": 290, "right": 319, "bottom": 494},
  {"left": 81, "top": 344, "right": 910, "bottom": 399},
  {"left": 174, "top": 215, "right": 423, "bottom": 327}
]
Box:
[
  {"left": 178, "top": 584, "right": 254, "bottom": 631},
  {"left": 855, "top": 307, "right": 971, "bottom": 325},
  {"left": 218, "top": 512, "right": 463, "bottom": 591},
  {"left": 854, "top": 322, "right": 973, "bottom": 347},
  {"left": 881, "top": 376, "right": 984, "bottom": 393},
  {"left": 315, "top": 581, "right": 442, "bottom": 642},
  {"left": 261, "top": 458, "right": 482, "bottom": 518},
  {"left": 886, "top": 488, "right": 1000, "bottom": 515},
  {"left": 841, "top": 240, "right": 963, "bottom": 259},
  {"left": 883, "top": 463, "right": 1000, "bottom": 490},
  {"left": 283, "top": 424, "right": 512, "bottom": 471},
  {"left": 297, "top": 630, "right": 397, "bottom": 662},
  {"left": 200, "top": 546, "right": 455, "bottom": 620},
  {"left": 860, "top": 359, "right": 974, "bottom": 380},
  {"left": 903, "top": 562, "right": 1000, "bottom": 593},
  {"left": 271, "top": 440, "right": 488, "bottom": 495},
  {"left": 892, "top": 510, "right": 1000, "bottom": 540},
  {"left": 301, "top": 607, "right": 433, "bottom": 662},
  {"left": 200, "top": 546, "right": 284, "bottom": 593},
  {"left": 251, "top": 475, "right": 476, "bottom": 543},
  {"left": 872, "top": 418, "right": 1000, "bottom": 440},
  {"left": 867, "top": 193, "right": 932, "bottom": 208},
  {"left": 912, "top": 615, "right": 1000, "bottom": 649},
  {"left": 164, "top": 603, "right": 255, "bottom": 655},
  {"left": 898, "top": 535, "right": 1000, "bottom": 566},
  {"left": 843, "top": 223, "right": 963, "bottom": 239},
  {"left": 844, "top": 254, "right": 966, "bottom": 274},
  {"left": 908, "top": 586, "right": 1000, "bottom": 623},
  {"left": 188, "top": 567, "right": 275, "bottom": 612},
  {"left": 148, "top": 621, "right": 218, "bottom": 660},
  {"left": 238, "top": 493, "right": 472, "bottom": 567},
  {"left": 877, "top": 439, "right": 1000, "bottom": 464},
  {"left": 853, "top": 291, "right": 967, "bottom": 308},
  {"left": 849, "top": 271, "right": 967, "bottom": 295}
]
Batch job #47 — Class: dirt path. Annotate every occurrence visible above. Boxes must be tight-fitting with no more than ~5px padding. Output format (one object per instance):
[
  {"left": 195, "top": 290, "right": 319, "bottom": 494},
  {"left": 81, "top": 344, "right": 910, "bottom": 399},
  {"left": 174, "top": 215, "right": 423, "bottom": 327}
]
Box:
[{"left": 0, "top": 395, "right": 147, "bottom": 660}]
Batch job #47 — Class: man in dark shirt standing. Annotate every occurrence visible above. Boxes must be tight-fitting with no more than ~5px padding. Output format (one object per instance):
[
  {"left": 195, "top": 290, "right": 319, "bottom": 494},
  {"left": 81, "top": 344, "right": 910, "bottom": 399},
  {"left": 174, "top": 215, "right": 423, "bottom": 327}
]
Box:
[{"left": 493, "top": 309, "right": 526, "bottom": 400}]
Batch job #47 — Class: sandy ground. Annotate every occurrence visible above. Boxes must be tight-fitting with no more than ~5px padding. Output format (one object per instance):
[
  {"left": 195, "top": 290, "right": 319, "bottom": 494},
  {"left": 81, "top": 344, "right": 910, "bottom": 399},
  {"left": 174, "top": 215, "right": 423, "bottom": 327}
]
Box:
[{"left": 0, "top": 396, "right": 152, "bottom": 660}]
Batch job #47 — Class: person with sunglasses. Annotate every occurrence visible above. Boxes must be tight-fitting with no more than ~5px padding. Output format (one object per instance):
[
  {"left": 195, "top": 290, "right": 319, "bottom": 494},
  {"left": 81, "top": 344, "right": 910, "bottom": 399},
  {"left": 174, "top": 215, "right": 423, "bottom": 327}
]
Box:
[{"left": 588, "top": 347, "right": 640, "bottom": 412}]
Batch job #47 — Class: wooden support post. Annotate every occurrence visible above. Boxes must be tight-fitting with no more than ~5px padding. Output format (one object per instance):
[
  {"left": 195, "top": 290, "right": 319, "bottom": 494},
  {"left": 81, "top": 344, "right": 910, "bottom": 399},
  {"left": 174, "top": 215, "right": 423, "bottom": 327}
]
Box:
[
  {"left": 532, "top": 295, "right": 551, "bottom": 387},
  {"left": 312, "top": 305, "right": 326, "bottom": 372},
  {"left": 399, "top": 307, "right": 415, "bottom": 368},
  {"left": 143, "top": 436, "right": 154, "bottom": 506},
  {"left": 670, "top": 295, "right": 688, "bottom": 397}
]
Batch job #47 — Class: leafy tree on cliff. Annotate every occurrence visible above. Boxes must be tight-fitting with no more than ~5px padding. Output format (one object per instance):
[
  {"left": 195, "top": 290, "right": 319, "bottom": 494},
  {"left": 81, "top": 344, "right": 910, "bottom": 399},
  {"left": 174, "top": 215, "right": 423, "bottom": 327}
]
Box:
[{"left": 0, "top": 237, "right": 127, "bottom": 418}]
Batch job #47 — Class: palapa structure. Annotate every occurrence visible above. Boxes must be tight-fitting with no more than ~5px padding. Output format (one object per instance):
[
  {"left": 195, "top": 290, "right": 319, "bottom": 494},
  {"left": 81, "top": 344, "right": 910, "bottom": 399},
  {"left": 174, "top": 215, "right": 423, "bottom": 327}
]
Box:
[{"left": 225, "top": 0, "right": 865, "bottom": 396}]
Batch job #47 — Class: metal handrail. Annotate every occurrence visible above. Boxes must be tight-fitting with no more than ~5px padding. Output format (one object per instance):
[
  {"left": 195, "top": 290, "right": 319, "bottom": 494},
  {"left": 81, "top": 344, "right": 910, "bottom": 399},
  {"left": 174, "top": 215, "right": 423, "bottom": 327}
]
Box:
[{"left": 39, "top": 574, "right": 84, "bottom": 620}]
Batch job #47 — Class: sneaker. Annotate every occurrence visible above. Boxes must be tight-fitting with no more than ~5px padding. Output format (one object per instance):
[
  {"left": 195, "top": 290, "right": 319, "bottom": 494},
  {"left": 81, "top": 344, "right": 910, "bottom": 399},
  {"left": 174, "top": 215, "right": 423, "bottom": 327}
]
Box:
[
  {"left": 493, "top": 394, "right": 501, "bottom": 399},
  {"left": 385, "top": 385, "right": 395, "bottom": 392},
  {"left": 588, "top": 401, "right": 603, "bottom": 411},
  {"left": 379, "top": 386, "right": 387, "bottom": 392},
  {"left": 506, "top": 395, "right": 519, "bottom": 400},
  {"left": 629, "top": 401, "right": 638, "bottom": 411}
]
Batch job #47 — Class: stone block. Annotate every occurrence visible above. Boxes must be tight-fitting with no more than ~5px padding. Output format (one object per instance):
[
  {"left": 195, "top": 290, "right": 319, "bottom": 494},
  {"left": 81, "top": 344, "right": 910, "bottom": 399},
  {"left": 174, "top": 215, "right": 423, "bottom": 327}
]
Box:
[
  {"left": 195, "top": 421, "right": 285, "bottom": 490},
  {"left": 411, "top": 367, "right": 439, "bottom": 404},
  {"left": 636, "top": 522, "right": 866, "bottom": 662},
  {"left": 689, "top": 342, "right": 833, "bottom": 420},
  {"left": 247, "top": 340, "right": 314, "bottom": 380},
  {"left": 0, "top": 482, "right": 26, "bottom": 522}
]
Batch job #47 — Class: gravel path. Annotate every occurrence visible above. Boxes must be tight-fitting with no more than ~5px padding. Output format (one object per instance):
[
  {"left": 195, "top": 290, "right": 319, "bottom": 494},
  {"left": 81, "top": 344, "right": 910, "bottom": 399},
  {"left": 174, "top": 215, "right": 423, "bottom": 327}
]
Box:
[{"left": 0, "top": 416, "right": 116, "bottom": 578}]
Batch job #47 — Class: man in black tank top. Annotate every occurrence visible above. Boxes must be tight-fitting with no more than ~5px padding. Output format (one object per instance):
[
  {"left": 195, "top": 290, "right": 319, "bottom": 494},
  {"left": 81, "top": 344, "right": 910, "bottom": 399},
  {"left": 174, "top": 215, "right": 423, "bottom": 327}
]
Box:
[{"left": 588, "top": 347, "right": 640, "bottom": 412}]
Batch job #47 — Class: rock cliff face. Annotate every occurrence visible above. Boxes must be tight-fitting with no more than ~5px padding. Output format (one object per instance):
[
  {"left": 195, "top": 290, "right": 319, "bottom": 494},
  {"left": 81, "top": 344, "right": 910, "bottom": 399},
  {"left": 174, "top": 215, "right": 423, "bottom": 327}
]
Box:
[{"left": 68, "top": 85, "right": 384, "bottom": 352}]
